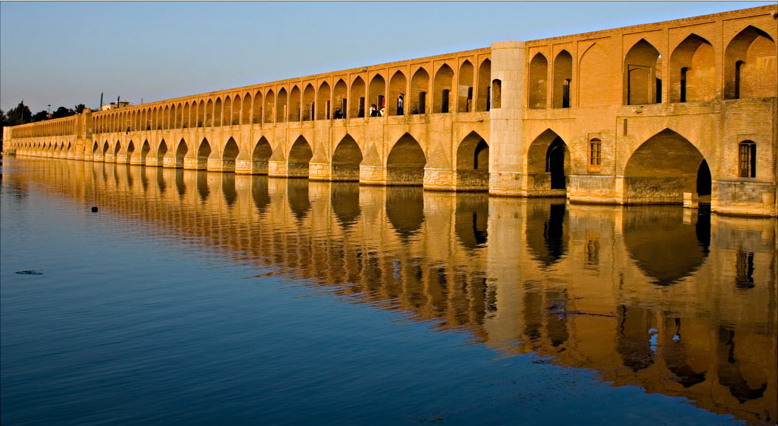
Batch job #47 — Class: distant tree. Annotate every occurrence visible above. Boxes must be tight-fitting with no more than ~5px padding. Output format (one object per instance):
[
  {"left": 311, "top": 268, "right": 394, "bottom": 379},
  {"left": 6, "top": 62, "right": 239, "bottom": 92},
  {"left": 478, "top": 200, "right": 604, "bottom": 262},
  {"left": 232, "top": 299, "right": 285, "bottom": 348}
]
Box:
[
  {"left": 31, "top": 110, "right": 49, "bottom": 122},
  {"left": 52, "top": 106, "right": 74, "bottom": 118},
  {"left": 7, "top": 101, "right": 32, "bottom": 125},
  {"left": 74, "top": 104, "right": 86, "bottom": 114}
]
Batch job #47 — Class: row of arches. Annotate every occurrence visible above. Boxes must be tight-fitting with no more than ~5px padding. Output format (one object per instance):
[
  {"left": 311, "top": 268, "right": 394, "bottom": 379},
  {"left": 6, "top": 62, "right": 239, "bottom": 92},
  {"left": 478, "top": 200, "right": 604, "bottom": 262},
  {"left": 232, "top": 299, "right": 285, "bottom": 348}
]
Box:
[
  {"left": 17, "top": 127, "right": 761, "bottom": 203},
  {"left": 10, "top": 116, "right": 77, "bottom": 138},
  {"left": 92, "top": 58, "right": 492, "bottom": 134},
  {"left": 528, "top": 25, "right": 775, "bottom": 108},
  {"left": 78, "top": 131, "right": 491, "bottom": 184}
]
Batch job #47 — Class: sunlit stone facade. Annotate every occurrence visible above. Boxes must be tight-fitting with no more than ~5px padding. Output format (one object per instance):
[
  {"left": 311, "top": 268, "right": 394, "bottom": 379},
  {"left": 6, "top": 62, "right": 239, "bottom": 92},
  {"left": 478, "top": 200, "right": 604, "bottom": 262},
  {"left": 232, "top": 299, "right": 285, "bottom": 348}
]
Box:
[{"left": 3, "top": 6, "right": 777, "bottom": 216}]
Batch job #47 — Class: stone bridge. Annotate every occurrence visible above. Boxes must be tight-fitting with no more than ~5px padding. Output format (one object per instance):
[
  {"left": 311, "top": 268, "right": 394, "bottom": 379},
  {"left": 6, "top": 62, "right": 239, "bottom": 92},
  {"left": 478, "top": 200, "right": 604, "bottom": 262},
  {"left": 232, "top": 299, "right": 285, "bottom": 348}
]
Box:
[{"left": 4, "top": 5, "right": 777, "bottom": 216}]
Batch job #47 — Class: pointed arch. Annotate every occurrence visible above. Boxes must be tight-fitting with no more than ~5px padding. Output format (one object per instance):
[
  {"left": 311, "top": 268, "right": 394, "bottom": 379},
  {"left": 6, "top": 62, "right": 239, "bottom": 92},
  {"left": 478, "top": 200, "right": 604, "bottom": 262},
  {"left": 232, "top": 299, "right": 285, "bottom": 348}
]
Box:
[
  {"left": 670, "top": 34, "right": 715, "bottom": 102},
  {"left": 205, "top": 99, "right": 214, "bottom": 127},
  {"left": 141, "top": 140, "right": 150, "bottom": 164},
  {"left": 288, "top": 136, "right": 313, "bottom": 177},
  {"left": 553, "top": 50, "right": 573, "bottom": 108},
  {"left": 579, "top": 43, "right": 611, "bottom": 106},
  {"left": 527, "top": 129, "right": 570, "bottom": 193},
  {"left": 333, "top": 79, "right": 348, "bottom": 118},
  {"left": 157, "top": 139, "right": 168, "bottom": 165},
  {"left": 265, "top": 89, "right": 276, "bottom": 123},
  {"left": 252, "top": 136, "right": 272, "bottom": 174},
  {"left": 388, "top": 71, "right": 407, "bottom": 116},
  {"left": 456, "top": 131, "right": 489, "bottom": 190},
  {"left": 350, "top": 76, "right": 366, "bottom": 118},
  {"left": 434, "top": 64, "right": 454, "bottom": 113},
  {"left": 458, "top": 60, "right": 474, "bottom": 112},
  {"left": 276, "top": 88, "right": 288, "bottom": 122},
  {"left": 724, "top": 26, "right": 776, "bottom": 99},
  {"left": 289, "top": 86, "right": 302, "bottom": 121},
  {"left": 624, "top": 39, "right": 661, "bottom": 105},
  {"left": 175, "top": 138, "right": 188, "bottom": 168},
  {"left": 317, "top": 81, "right": 331, "bottom": 120},
  {"left": 368, "top": 74, "right": 386, "bottom": 116},
  {"left": 302, "top": 83, "right": 315, "bottom": 121},
  {"left": 623, "top": 129, "right": 709, "bottom": 203},
  {"left": 222, "top": 137, "right": 240, "bottom": 172},
  {"left": 387, "top": 133, "right": 426, "bottom": 185},
  {"left": 477, "top": 59, "right": 491, "bottom": 111},
  {"left": 410, "top": 67, "right": 429, "bottom": 115},
  {"left": 332, "top": 134, "right": 363, "bottom": 181},
  {"left": 196, "top": 138, "right": 212, "bottom": 170},
  {"left": 529, "top": 53, "right": 548, "bottom": 108}
]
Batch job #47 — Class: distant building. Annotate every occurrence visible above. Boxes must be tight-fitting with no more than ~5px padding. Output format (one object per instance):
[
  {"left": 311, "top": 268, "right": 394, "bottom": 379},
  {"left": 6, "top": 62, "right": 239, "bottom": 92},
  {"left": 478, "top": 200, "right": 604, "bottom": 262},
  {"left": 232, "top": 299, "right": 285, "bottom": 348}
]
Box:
[{"left": 100, "top": 101, "right": 131, "bottom": 111}]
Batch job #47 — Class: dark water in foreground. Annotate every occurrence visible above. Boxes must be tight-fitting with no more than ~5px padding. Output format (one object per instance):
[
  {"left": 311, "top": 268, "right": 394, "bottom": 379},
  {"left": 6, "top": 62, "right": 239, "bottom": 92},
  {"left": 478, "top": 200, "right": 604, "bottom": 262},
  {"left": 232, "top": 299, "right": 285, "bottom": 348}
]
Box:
[{"left": 1, "top": 158, "right": 776, "bottom": 425}]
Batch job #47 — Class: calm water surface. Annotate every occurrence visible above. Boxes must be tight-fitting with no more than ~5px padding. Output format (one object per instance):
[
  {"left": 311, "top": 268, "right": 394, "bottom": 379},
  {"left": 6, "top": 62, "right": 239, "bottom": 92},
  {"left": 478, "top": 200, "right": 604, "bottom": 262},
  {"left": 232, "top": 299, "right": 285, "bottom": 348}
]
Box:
[{"left": 1, "top": 158, "right": 776, "bottom": 425}]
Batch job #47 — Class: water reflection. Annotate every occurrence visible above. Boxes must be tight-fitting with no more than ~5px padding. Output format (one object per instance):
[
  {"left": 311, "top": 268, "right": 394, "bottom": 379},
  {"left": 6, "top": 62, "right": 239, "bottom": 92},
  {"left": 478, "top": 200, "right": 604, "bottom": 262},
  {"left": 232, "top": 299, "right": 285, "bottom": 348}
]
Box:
[
  {"left": 623, "top": 207, "right": 709, "bottom": 285},
  {"left": 4, "top": 159, "right": 776, "bottom": 425}
]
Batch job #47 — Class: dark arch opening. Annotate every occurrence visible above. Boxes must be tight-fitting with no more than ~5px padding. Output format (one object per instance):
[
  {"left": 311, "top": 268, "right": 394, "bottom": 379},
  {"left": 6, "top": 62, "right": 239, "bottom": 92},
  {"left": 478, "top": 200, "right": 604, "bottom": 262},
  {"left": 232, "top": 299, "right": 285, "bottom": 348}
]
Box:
[
  {"left": 252, "top": 137, "right": 272, "bottom": 175},
  {"left": 332, "top": 135, "right": 363, "bottom": 181},
  {"left": 386, "top": 133, "right": 426, "bottom": 186},
  {"left": 288, "top": 136, "right": 313, "bottom": 178}
]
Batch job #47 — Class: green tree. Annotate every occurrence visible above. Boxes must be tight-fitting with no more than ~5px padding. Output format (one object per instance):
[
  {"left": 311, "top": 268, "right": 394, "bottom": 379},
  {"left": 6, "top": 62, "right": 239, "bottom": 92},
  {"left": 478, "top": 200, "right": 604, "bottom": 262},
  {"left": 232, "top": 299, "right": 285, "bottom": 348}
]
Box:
[
  {"left": 31, "top": 110, "right": 49, "bottom": 122},
  {"left": 0, "top": 109, "right": 8, "bottom": 142},
  {"left": 74, "top": 104, "right": 86, "bottom": 114},
  {"left": 52, "top": 106, "right": 74, "bottom": 118},
  {"left": 7, "top": 101, "right": 32, "bottom": 125}
]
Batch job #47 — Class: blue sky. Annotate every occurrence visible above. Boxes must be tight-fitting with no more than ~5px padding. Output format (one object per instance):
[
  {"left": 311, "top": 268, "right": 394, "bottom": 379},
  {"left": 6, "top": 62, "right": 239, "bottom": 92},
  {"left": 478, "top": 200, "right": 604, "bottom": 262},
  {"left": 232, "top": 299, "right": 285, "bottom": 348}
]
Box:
[{"left": 1, "top": 2, "right": 773, "bottom": 113}]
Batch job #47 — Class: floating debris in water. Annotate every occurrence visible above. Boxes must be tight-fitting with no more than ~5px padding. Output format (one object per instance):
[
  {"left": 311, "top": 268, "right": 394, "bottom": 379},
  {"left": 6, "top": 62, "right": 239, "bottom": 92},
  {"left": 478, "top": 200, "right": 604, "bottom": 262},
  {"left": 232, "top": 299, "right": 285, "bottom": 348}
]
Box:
[
  {"left": 91, "top": 206, "right": 99, "bottom": 212},
  {"left": 16, "top": 270, "right": 43, "bottom": 275}
]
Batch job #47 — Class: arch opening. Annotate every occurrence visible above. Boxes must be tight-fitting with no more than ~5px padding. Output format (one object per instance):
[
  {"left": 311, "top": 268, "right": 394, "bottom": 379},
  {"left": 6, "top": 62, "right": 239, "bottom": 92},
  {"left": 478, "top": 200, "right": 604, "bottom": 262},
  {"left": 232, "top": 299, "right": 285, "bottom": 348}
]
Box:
[
  {"left": 222, "top": 138, "right": 240, "bottom": 172},
  {"left": 526, "top": 130, "right": 570, "bottom": 194},
  {"left": 175, "top": 139, "right": 188, "bottom": 168},
  {"left": 670, "top": 35, "right": 715, "bottom": 102},
  {"left": 624, "top": 40, "right": 662, "bottom": 105},
  {"left": 332, "top": 135, "right": 363, "bottom": 181},
  {"left": 623, "top": 129, "right": 710, "bottom": 204},
  {"left": 725, "top": 26, "right": 776, "bottom": 99},
  {"left": 252, "top": 137, "right": 273, "bottom": 174},
  {"left": 411, "top": 68, "right": 429, "bottom": 115},
  {"left": 458, "top": 61, "right": 474, "bottom": 113},
  {"left": 433, "top": 64, "right": 453, "bottom": 113},
  {"left": 386, "top": 133, "right": 426, "bottom": 186},
  {"left": 529, "top": 53, "right": 548, "bottom": 108},
  {"left": 288, "top": 136, "right": 313, "bottom": 177},
  {"left": 553, "top": 51, "right": 572, "bottom": 108},
  {"left": 456, "top": 131, "right": 489, "bottom": 190}
]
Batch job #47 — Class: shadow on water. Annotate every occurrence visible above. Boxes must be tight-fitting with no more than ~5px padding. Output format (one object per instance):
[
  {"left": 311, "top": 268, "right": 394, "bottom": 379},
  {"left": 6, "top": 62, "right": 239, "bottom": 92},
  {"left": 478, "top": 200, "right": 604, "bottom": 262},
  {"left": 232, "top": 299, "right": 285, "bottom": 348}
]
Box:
[
  {"left": 251, "top": 175, "right": 270, "bottom": 215},
  {"left": 623, "top": 206, "right": 710, "bottom": 286},
  {"left": 526, "top": 199, "right": 568, "bottom": 268},
  {"left": 287, "top": 179, "right": 310, "bottom": 222},
  {"left": 196, "top": 171, "right": 209, "bottom": 202},
  {"left": 455, "top": 193, "right": 488, "bottom": 249},
  {"left": 386, "top": 186, "right": 424, "bottom": 242},
  {"left": 222, "top": 173, "right": 236, "bottom": 207},
  {"left": 331, "top": 182, "right": 360, "bottom": 230}
]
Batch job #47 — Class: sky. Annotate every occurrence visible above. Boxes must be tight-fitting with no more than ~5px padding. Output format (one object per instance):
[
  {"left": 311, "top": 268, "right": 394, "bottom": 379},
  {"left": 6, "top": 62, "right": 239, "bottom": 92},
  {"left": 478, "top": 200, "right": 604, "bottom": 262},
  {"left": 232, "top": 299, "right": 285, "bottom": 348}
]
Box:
[{"left": 1, "top": 1, "right": 774, "bottom": 114}]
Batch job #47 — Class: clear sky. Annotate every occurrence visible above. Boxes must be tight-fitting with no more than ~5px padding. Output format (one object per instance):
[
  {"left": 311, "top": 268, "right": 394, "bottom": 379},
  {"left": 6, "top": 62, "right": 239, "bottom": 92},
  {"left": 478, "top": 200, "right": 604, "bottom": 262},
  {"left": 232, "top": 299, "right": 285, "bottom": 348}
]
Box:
[{"left": 1, "top": 1, "right": 773, "bottom": 113}]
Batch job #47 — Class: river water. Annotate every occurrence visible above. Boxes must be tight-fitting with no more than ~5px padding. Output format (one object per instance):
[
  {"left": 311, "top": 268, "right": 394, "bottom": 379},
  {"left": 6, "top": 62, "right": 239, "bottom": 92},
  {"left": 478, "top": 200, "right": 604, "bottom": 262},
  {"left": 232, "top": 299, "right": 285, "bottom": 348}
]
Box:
[{"left": 1, "top": 158, "right": 775, "bottom": 425}]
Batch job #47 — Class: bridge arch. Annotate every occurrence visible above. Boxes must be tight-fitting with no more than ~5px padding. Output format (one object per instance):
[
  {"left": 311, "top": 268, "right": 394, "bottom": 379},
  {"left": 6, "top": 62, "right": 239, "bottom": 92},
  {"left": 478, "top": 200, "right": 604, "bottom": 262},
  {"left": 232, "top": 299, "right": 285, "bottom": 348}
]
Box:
[
  {"left": 458, "top": 60, "right": 474, "bottom": 112},
  {"left": 368, "top": 74, "right": 386, "bottom": 115},
  {"left": 215, "top": 98, "right": 224, "bottom": 127},
  {"left": 205, "top": 100, "right": 214, "bottom": 127},
  {"left": 175, "top": 138, "right": 188, "bottom": 168},
  {"left": 433, "top": 64, "right": 454, "bottom": 113},
  {"left": 623, "top": 129, "right": 710, "bottom": 204},
  {"left": 288, "top": 136, "right": 313, "bottom": 177},
  {"left": 553, "top": 50, "right": 572, "bottom": 108},
  {"left": 276, "top": 88, "right": 288, "bottom": 122},
  {"left": 141, "top": 140, "right": 150, "bottom": 165},
  {"left": 302, "top": 83, "right": 315, "bottom": 121},
  {"left": 456, "top": 131, "right": 489, "bottom": 190},
  {"left": 670, "top": 34, "right": 714, "bottom": 102},
  {"left": 157, "top": 139, "right": 168, "bottom": 165},
  {"left": 527, "top": 129, "right": 570, "bottom": 193},
  {"left": 317, "top": 81, "right": 331, "bottom": 120},
  {"left": 624, "top": 39, "right": 661, "bottom": 105},
  {"left": 724, "top": 25, "right": 776, "bottom": 99},
  {"left": 247, "top": 92, "right": 258, "bottom": 124},
  {"left": 252, "top": 137, "right": 272, "bottom": 174},
  {"left": 387, "top": 133, "right": 426, "bottom": 185},
  {"left": 477, "top": 59, "right": 491, "bottom": 111},
  {"left": 332, "top": 134, "right": 363, "bottom": 181},
  {"left": 289, "top": 86, "right": 302, "bottom": 121},
  {"left": 350, "top": 76, "right": 366, "bottom": 118},
  {"left": 333, "top": 79, "right": 348, "bottom": 118},
  {"left": 264, "top": 90, "right": 275, "bottom": 123},
  {"left": 222, "top": 138, "right": 240, "bottom": 172},
  {"left": 411, "top": 67, "right": 429, "bottom": 114},
  {"left": 102, "top": 140, "right": 110, "bottom": 159},
  {"left": 529, "top": 53, "right": 548, "bottom": 109},
  {"left": 388, "top": 71, "right": 407, "bottom": 116}
]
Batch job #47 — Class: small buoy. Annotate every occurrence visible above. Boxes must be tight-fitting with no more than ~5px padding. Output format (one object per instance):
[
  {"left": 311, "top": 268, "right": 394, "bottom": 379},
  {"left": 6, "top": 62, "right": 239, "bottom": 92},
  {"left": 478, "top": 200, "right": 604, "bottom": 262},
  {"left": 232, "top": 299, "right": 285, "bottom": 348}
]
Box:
[{"left": 91, "top": 206, "right": 98, "bottom": 212}]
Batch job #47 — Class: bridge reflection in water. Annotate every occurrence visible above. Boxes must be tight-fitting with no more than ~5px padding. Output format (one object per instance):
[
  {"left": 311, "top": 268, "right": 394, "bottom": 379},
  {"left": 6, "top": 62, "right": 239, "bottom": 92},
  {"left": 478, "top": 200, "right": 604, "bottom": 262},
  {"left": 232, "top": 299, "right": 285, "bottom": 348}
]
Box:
[{"left": 7, "top": 159, "right": 776, "bottom": 425}]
